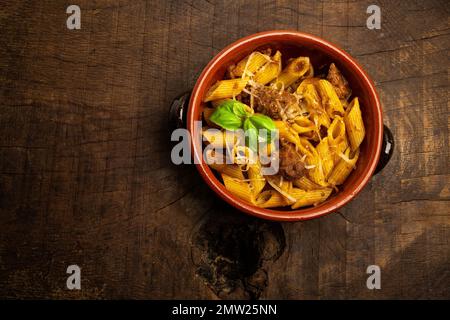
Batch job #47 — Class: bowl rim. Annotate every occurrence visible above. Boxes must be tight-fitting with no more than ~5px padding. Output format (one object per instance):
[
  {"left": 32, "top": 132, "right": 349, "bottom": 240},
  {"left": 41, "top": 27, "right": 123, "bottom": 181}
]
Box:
[{"left": 187, "top": 30, "right": 383, "bottom": 221}]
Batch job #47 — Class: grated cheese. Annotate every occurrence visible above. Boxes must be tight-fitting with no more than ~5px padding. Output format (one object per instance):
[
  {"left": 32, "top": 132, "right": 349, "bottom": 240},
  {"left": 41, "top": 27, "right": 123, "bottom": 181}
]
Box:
[{"left": 267, "top": 177, "right": 297, "bottom": 203}]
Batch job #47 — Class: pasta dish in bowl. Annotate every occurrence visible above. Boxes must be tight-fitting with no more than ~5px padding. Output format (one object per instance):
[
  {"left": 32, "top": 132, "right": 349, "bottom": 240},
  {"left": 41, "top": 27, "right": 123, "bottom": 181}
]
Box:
[{"left": 186, "top": 31, "right": 387, "bottom": 221}]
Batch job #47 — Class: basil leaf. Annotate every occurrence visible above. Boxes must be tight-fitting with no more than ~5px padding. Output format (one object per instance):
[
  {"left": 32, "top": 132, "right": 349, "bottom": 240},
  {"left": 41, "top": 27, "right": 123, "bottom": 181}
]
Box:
[
  {"left": 218, "top": 100, "right": 249, "bottom": 119},
  {"left": 243, "top": 118, "right": 258, "bottom": 151},
  {"left": 209, "top": 107, "right": 243, "bottom": 130},
  {"left": 248, "top": 113, "right": 276, "bottom": 141}
]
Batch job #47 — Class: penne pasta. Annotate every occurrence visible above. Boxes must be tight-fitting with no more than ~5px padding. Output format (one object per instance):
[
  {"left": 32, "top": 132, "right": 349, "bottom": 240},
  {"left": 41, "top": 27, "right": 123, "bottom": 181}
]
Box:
[
  {"left": 316, "top": 137, "right": 334, "bottom": 178},
  {"left": 328, "top": 147, "right": 360, "bottom": 186},
  {"left": 222, "top": 174, "right": 255, "bottom": 204},
  {"left": 210, "top": 163, "right": 244, "bottom": 179},
  {"left": 204, "top": 79, "right": 248, "bottom": 102},
  {"left": 274, "top": 121, "right": 302, "bottom": 147},
  {"left": 333, "top": 136, "right": 348, "bottom": 164},
  {"left": 327, "top": 116, "right": 346, "bottom": 146},
  {"left": 231, "top": 145, "right": 257, "bottom": 166},
  {"left": 325, "top": 116, "right": 347, "bottom": 164},
  {"left": 303, "top": 63, "right": 314, "bottom": 79},
  {"left": 266, "top": 176, "right": 297, "bottom": 204},
  {"left": 247, "top": 162, "right": 266, "bottom": 196},
  {"left": 315, "top": 112, "right": 331, "bottom": 129},
  {"left": 293, "top": 175, "right": 322, "bottom": 191},
  {"left": 290, "top": 188, "right": 333, "bottom": 209},
  {"left": 297, "top": 81, "right": 322, "bottom": 111},
  {"left": 291, "top": 116, "right": 316, "bottom": 134},
  {"left": 297, "top": 80, "right": 330, "bottom": 134},
  {"left": 296, "top": 77, "right": 319, "bottom": 91},
  {"left": 253, "top": 51, "right": 282, "bottom": 85},
  {"left": 230, "top": 52, "right": 270, "bottom": 78},
  {"left": 306, "top": 154, "right": 328, "bottom": 187},
  {"left": 344, "top": 97, "right": 365, "bottom": 151},
  {"left": 258, "top": 140, "right": 275, "bottom": 157},
  {"left": 317, "top": 79, "right": 345, "bottom": 118},
  {"left": 279, "top": 178, "right": 293, "bottom": 194},
  {"left": 274, "top": 57, "right": 310, "bottom": 88},
  {"left": 202, "top": 128, "right": 239, "bottom": 148},
  {"left": 255, "top": 190, "right": 288, "bottom": 208},
  {"left": 298, "top": 137, "right": 318, "bottom": 159}
]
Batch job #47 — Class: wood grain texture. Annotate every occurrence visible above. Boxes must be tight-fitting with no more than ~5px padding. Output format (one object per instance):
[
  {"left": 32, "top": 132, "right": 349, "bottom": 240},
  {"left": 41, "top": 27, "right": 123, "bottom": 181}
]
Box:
[{"left": 0, "top": 0, "right": 449, "bottom": 299}]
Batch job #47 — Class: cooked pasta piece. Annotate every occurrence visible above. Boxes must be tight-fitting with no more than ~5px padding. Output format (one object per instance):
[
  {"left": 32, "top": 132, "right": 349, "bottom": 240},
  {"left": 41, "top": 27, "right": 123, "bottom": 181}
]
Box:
[
  {"left": 297, "top": 80, "right": 330, "bottom": 132},
  {"left": 274, "top": 121, "right": 302, "bottom": 147},
  {"left": 202, "top": 128, "right": 239, "bottom": 148},
  {"left": 306, "top": 154, "right": 328, "bottom": 187},
  {"left": 230, "top": 52, "right": 270, "bottom": 78},
  {"left": 279, "top": 178, "right": 293, "bottom": 194},
  {"left": 297, "top": 81, "right": 321, "bottom": 110},
  {"left": 290, "top": 188, "right": 333, "bottom": 209},
  {"left": 231, "top": 145, "right": 257, "bottom": 166},
  {"left": 313, "top": 112, "right": 331, "bottom": 131},
  {"left": 327, "top": 116, "right": 346, "bottom": 146},
  {"left": 291, "top": 116, "right": 316, "bottom": 134},
  {"left": 296, "top": 77, "right": 319, "bottom": 91},
  {"left": 293, "top": 175, "right": 322, "bottom": 191},
  {"left": 204, "top": 79, "right": 248, "bottom": 102},
  {"left": 253, "top": 51, "right": 282, "bottom": 85},
  {"left": 298, "top": 137, "right": 318, "bottom": 159},
  {"left": 255, "top": 190, "right": 288, "bottom": 208},
  {"left": 317, "top": 79, "right": 345, "bottom": 117},
  {"left": 287, "top": 137, "right": 327, "bottom": 187},
  {"left": 266, "top": 176, "right": 297, "bottom": 204},
  {"left": 258, "top": 140, "right": 275, "bottom": 157},
  {"left": 222, "top": 174, "right": 255, "bottom": 203},
  {"left": 210, "top": 163, "right": 244, "bottom": 179},
  {"left": 274, "top": 57, "right": 310, "bottom": 88},
  {"left": 344, "top": 97, "right": 365, "bottom": 151},
  {"left": 247, "top": 162, "right": 266, "bottom": 196},
  {"left": 316, "top": 137, "right": 334, "bottom": 178},
  {"left": 333, "top": 136, "right": 349, "bottom": 165},
  {"left": 303, "top": 63, "right": 314, "bottom": 79},
  {"left": 325, "top": 116, "right": 348, "bottom": 164},
  {"left": 328, "top": 147, "right": 360, "bottom": 186}
]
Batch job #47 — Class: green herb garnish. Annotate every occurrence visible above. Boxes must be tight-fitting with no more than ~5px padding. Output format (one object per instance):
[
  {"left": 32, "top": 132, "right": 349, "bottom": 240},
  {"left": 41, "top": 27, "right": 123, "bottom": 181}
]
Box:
[{"left": 209, "top": 100, "right": 276, "bottom": 150}]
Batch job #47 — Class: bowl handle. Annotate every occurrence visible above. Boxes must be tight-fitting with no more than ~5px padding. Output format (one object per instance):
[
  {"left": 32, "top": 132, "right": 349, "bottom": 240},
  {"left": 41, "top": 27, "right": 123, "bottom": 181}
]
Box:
[
  {"left": 169, "top": 91, "right": 191, "bottom": 129},
  {"left": 374, "top": 124, "right": 394, "bottom": 174},
  {"left": 169, "top": 93, "right": 394, "bottom": 174}
]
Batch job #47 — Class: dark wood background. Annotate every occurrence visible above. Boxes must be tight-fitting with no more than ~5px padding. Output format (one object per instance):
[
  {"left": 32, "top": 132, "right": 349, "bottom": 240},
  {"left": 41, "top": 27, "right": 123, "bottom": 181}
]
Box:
[{"left": 0, "top": 0, "right": 449, "bottom": 299}]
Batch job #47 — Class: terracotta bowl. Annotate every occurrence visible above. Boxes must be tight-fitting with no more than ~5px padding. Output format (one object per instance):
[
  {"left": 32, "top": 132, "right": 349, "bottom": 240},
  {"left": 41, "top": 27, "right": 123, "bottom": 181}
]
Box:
[{"left": 179, "top": 30, "right": 393, "bottom": 221}]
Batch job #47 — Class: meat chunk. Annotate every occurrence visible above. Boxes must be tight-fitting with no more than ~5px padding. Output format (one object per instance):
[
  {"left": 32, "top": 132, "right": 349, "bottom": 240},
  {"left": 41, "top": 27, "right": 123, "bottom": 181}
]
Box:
[
  {"left": 235, "top": 91, "right": 250, "bottom": 106},
  {"left": 327, "top": 63, "right": 351, "bottom": 100},
  {"left": 278, "top": 142, "right": 305, "bottom": 180},
  {"left": 254, "top": 86, "right": 302, "bottom": 120}
]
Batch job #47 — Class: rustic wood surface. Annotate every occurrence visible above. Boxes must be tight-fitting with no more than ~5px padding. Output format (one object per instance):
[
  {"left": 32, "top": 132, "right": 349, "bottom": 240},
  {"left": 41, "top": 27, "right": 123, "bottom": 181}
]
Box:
[{"left": 0, "top": 0, "right": 449, "bottom": 299}]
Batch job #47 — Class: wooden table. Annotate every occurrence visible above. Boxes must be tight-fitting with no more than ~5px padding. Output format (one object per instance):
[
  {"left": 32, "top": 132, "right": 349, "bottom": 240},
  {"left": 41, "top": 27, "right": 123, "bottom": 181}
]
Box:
[{"left": 0, "top": 0, "right": 449, "bottom": 299}]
